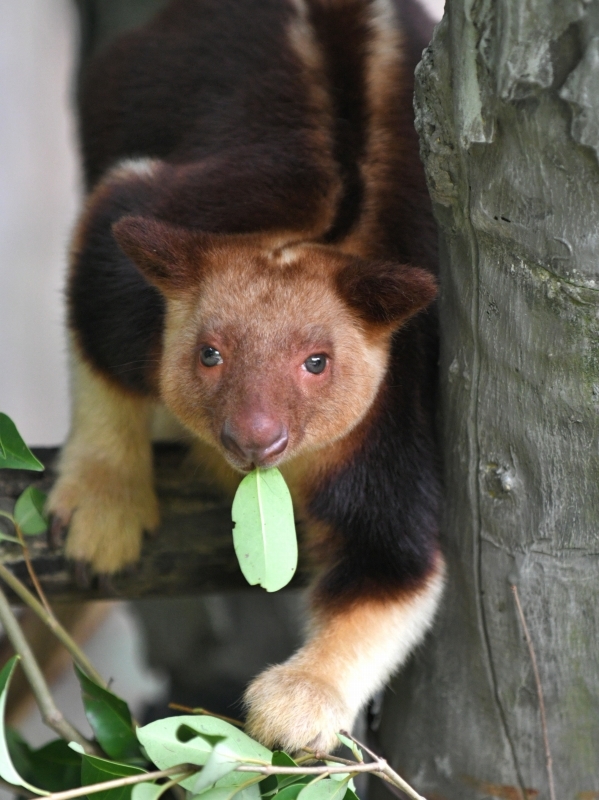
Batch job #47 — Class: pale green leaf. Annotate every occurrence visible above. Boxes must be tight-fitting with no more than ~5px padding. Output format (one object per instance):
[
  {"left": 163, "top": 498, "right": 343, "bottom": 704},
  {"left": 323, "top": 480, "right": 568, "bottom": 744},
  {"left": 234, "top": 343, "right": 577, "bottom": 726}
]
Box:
[
  {"left": 191, "top": 780, "right": 261, "bottom": 800},
  {"left": 335, "top": 734, "right": 363, "bottom": 763},
  {"left": 191, "top": 734, "right": 255, "bottom": 794},
  {"left": 0, "top": 414, "right": 44, "bottom": 471},
  {"left": 180, "top": 718, "right": 271, "bottom": 765},
  {"left": 0, "top": 657, "right": 48, "bottom": 794},
  {"left": 298, "top": 778, "right": 350, "bottom": 800},
  {"left": 231, "top": 468, "right": 297, "bottom": 592},
  {"left": 14, "top": 487, "right": 48, "bottom": 535},
  {"left": 131, "top": 782, "right": 163, "bottom": 800},
  {"left": 137, "top": 715, "right": 270, "bottom": 792}
]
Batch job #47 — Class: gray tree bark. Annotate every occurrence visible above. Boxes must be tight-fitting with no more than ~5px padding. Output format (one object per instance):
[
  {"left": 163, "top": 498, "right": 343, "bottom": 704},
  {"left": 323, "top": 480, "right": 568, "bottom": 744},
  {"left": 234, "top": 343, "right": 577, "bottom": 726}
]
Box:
[{"left": 374, "top": 2, "right": 599, "bottom": 798}]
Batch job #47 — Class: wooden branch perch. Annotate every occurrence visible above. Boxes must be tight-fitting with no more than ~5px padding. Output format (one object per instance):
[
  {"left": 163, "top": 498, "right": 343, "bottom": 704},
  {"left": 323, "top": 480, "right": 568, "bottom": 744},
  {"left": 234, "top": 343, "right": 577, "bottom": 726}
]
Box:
[{"left": 0, "top": 445, "right": 309, "bottom": 602}]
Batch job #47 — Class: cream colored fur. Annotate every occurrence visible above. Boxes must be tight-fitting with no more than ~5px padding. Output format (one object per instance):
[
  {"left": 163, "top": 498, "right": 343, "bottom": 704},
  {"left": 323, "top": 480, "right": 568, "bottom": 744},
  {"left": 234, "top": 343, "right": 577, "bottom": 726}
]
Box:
[
  {"left": 245, "top": 558, "right": 445, "bottom": 753},
  {"left": 47, "top": 348, "right": 159, "bottom": 573}
]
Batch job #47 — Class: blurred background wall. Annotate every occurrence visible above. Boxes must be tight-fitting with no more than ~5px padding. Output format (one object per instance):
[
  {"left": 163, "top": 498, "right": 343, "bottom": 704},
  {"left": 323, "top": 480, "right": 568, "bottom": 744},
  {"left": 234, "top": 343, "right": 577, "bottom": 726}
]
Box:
[{"left": 0, "top": 0, "right": 77, "bottom": 447}]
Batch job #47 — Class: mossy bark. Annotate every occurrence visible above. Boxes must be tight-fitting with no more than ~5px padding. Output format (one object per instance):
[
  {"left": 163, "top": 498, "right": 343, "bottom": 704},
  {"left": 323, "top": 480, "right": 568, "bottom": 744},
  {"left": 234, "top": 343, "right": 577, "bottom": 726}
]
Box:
[{"left": 374, "top": 2, "right": 599, "bottom": 797}]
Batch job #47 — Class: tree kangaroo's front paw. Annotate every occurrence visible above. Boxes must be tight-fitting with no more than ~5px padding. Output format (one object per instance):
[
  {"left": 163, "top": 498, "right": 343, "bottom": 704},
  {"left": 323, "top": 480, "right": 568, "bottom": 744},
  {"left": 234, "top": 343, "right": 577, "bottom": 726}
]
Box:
[
  {"left": 244, "top": 664, "right": 352, "bottom": 754},
  {"left": 46, "top": 459, "right": 159, "bottom": 576}
]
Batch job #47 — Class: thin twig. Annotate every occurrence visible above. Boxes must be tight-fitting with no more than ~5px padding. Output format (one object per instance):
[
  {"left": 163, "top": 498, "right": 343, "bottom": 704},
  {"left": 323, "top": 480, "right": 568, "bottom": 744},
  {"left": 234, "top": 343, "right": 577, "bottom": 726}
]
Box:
[
  {"left": 236, "top": 761, "right": 382, "bottom": 775},
  {"left": 339, "top": 730, "right": 380, "bottom": 763},
  {"left": 14, "top": 522, "right": 54, "bottom": 618},
  {"left": 168, "top": 702, "right": 244, "bottom": 728},
  {"left": 237, "top": 760, "right": 426, "bottom": 800},
  {"left": 378, "top": 762, "right": 427, "bottom": 800},
  {"left": 39, "top": 753, "right": 428, "bottom": 800},
  {"left": 511, "top": 584, "right": 556, "bottom": 800},
  {"left": 0, "top": 561, "right": 106, "bottom": 687},
  {"left": 0, "top": 584, "right": 97, "bottom": 754},
  {"left": 337, "top": 732, "right": 427, "bottom": 800},
  {"left": 0, "top": 510, "right": 20, "bottom": 544},
  {"left": 42, "top": 765, "right": 197, "bottom": 800},
  {"left": 301, "top": 752, "right": 356, "bottom": 767}
]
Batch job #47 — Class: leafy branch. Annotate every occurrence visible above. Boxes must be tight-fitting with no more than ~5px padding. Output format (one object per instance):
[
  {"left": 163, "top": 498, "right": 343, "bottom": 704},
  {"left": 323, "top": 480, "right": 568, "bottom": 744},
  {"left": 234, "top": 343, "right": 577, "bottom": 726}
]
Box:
[
  {"left": 0, "top": 413, "right": 429, "bottom": 800},
  {"left": 0, "top": 592, "right": 97, "bottom": 755}
]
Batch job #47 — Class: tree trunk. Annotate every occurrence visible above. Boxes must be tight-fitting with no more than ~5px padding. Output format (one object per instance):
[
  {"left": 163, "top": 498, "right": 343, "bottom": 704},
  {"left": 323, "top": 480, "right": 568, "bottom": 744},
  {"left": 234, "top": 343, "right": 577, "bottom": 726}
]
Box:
[{"left": 374, "top": 2, "right": 599, "bottom": 798}]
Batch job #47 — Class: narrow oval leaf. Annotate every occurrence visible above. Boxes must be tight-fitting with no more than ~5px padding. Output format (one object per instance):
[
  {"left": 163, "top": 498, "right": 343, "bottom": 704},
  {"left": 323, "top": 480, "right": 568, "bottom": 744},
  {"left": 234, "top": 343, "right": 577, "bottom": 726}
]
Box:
[
  {"left": 0, "top": 414, "right": 44, "bottom": 471},
  {"left": 14, "top": 487, "right": 48, "bottom": 535},
  {"left": 298, "top": 779, "right": 350, "bottom": 800},
  {"left": 81, "top": 754, "right": 146, "bottom": 800},
  {"left": 75, "top": 665, "right": 142, "bottom": 763},
  {"left": 231, "top": 468, "right": 297, "bottom": 592},
  {"left": 0, "top": 658, "right": 48, "bottom": 794}
]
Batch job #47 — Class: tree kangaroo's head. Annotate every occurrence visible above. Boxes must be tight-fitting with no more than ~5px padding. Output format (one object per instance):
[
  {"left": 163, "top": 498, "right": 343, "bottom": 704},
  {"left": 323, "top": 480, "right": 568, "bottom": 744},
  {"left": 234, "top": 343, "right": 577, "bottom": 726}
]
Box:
[{"left": 114, "top": 217, "right": 436, "bottom": 471}]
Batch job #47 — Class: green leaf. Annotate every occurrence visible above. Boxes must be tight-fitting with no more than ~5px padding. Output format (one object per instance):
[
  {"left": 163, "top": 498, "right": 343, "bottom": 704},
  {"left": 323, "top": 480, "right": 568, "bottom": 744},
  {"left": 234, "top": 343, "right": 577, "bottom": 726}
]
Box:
[
  {"left": 259, "top": 774, "right": 279, "bottom": 796},
  {"left": 192, "top": 726, "right": 270, "bottom": 795},
  {"left": 75, "top": 665, "right": 143, "bottom": 763},
  {"left": 0, "top": 657, "right": 47, "bottom": 794},
  {"left": 335, "top": 734, "right": 363, "bottom": 763},
  {"left": 271, "top": 752, "right": 298, "bottom": 768},
  {"left": 131, "top": 782, "right": 163, "bottom": 800},
  {"left": 298, "top": 779, "right": 350, "bottom": 800},
  {"left": 343, "top": 788, "right": 360, "bottom": 800},
  {"left": 232, "top": 467, "right": 297, "bottom": 592},
  {"left": 269, "top": 752, "right": 309, "bottom": 790},
  {"left": 14, "top": 487, "right": 49, "bottom": 535},
  {"left": 0, "top": 414, "right": 44, "bottom": 471},
  {"left": 137, "top": 715, "right": 270, "bottom": 792},
  {"left": 81, "top": 754, "right": 146, "bottom": 800},
  {"left": 191, "top": 781, "right": 262, "bottom": 800},
  {"left": 276, "top": 774, "right": 313, "bottom": 791},
  {"left": 6, "top": 732, "right": 81, "bottom": 792},
  {"left": 178, "top": 717, "right": 272, "bottom": 766},
  {"left": 191, "top": 745, "right": 242, "bottom": 793},
  {"left": 273, "top": 784, "right": 306, "bottom": 800}
]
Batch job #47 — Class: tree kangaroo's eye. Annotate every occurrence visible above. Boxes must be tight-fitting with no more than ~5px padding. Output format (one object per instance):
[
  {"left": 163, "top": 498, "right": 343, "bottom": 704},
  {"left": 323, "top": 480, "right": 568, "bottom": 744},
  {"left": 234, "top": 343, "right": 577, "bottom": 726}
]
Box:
[
  {"left": 200, "top": 345, "right": 223, "bottom": 367},
  {"left": 304, "top": 354, "right": 327, "bottom": 374}
]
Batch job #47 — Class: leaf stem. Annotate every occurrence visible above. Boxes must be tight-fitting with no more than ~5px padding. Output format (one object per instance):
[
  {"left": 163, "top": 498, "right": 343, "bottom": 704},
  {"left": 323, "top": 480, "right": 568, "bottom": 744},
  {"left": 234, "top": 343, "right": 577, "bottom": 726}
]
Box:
[
  {"left": 0, "top": 561, "right": 106, "bottom": 687},
  {"left": 0, "top": 510, "right": 14, "bottom": 522},
  {"left": 41, "top": 765, "right": 197, "bottom": 800},
  {"left": 13, "top": 522, "right": 54, "bottom": 618},
  {"left": 0, "top": 584, "right": 98, "bottom": 754}
]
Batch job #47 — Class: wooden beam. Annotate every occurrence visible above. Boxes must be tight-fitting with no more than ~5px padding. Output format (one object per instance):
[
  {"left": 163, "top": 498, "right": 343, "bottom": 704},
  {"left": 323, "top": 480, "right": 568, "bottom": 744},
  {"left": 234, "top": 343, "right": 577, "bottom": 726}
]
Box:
[{"left": 0, "top": 445, "right": 308, "bottom": 602}]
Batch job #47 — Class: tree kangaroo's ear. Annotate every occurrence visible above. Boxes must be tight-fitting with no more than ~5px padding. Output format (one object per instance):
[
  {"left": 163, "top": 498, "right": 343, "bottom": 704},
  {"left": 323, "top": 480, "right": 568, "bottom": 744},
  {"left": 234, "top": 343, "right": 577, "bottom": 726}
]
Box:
[
  {"left": 336, "top": 258, "right": 437, "bottom": 327},
  {"left": 112, "top": 215, "right": 214, "bottom": 296}
]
